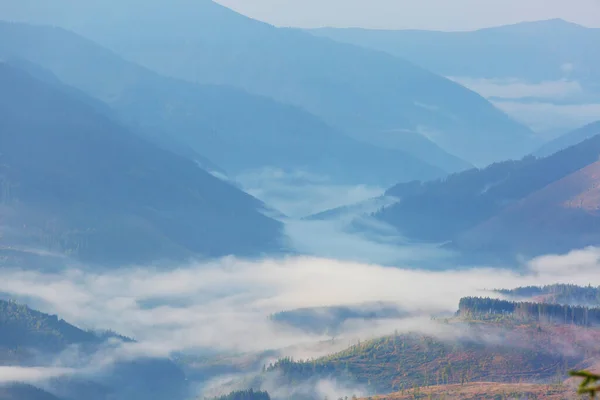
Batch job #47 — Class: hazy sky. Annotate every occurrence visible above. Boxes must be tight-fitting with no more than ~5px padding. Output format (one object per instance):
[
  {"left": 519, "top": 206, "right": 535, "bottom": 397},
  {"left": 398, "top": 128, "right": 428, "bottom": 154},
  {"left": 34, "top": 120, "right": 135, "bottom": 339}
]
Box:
[{"left": 215, "top": 0, "right": 600, "bottom": 31}]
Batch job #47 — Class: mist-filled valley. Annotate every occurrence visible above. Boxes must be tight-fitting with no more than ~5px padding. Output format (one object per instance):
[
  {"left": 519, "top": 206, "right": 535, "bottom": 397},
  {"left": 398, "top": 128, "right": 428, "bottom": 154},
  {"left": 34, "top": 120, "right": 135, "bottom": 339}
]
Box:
[{"left": 1, "top": 1, "right": 600, "bottom": 399}]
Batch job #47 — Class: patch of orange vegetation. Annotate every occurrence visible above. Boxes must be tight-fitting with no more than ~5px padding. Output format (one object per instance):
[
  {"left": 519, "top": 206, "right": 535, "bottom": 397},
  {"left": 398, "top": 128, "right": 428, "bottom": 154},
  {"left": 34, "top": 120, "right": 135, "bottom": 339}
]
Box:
[
  {"left": 367, "top": 382, "right": 579, "bottom": 400},
  {"left": 563, "top": 161, "right": 600, "bottom": 211},
  {"left": 454, "top": 160, "right": 600, "bottom": 254}
]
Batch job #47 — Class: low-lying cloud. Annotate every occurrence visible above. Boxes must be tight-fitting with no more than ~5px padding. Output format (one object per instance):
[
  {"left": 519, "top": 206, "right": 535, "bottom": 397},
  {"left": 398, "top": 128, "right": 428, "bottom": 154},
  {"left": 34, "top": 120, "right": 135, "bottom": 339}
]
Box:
[
  {"left": 283, "top": 218, "right": 451, "bottom": 266},
  {"left": 0, "top": 366, "right": 74, "bottom": 384},
  {"left": 449, "top": 76, "right": 600, "bottom": 136},
  {"left": 2, "top": 247, "right": 600, "bottom": 363},
  {"left": 493, "top": 100, "right": 600, "bottom": 134},
  {"left": 235, "top": 168, "right": 384, "bottom": 218},
  {"left": 450, "top": 77, "right": 585, "bottom": 101}
]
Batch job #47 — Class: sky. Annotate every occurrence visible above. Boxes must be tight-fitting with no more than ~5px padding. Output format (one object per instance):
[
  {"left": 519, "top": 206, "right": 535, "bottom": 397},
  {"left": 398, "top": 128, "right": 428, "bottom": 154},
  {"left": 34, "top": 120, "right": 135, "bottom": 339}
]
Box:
[{"left": 215, "top": 0, "right": 600, "bottom": 31}]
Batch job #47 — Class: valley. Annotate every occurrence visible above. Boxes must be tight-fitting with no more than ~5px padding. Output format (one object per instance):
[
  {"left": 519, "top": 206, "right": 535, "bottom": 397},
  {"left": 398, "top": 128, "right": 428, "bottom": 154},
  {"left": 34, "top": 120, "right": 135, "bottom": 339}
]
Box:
[{"left": 0, "top": 1, "right": 600, "bottom": 399}]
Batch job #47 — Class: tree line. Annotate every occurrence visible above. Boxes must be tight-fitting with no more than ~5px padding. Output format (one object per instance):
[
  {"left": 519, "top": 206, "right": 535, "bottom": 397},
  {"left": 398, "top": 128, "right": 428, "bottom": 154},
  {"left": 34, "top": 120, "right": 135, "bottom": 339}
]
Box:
[
  {"left": 459, "top": 297, "right": 600, "bottom": 326},
  {"left": 209, "top": 389, "right": 270, "bottom": 400},
  {"left": 497, "top": 284, "right": 600, "bottom": 306}
]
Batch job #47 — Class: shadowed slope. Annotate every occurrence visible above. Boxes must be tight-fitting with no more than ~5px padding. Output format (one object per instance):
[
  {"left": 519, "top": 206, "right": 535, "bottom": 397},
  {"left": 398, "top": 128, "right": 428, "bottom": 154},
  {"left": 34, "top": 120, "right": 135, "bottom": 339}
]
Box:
[
  {"left": 0, "top": 21, "right": 448, "bottom": 185},
  {"left": 453, "top": 160, "right": 600, "bottom": 256},
  {"left": 0, "top": 62, "right": 282, "bottom": 265},
  {"left": 0, "top": 1, "right": 536, "bottom": 167}
]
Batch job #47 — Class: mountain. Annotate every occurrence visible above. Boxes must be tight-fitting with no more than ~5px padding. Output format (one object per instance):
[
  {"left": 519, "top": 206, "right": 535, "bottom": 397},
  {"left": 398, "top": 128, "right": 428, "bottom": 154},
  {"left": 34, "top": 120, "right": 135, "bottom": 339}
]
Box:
[
  {"left": 0, "top": 1, "right": 536, "bottom": 167},
  {"left": 374, "top": 131, "right": 600, "bottom": 247},
  {"left": 262, "top": 295, "right": 600, "bottom": 397},
  {"left": 310, "top": 19, "right": 600, "bottom": 91},
  {"left": 0, "top": 22, "right": 450, "bottom": 185},
  {"left": 311, "top": 20, "right": 600, "bottom": 137},
  {"left": 0, "top": 299, "right": 188, "bottom": 400},
  {"left": 266, "top": 320, "right": 597, "bottom": 394},
  {"left": 534, "top": 121, "right": 600, "bottom": 157},
  {"left": 0, "top": 300, "right": 98, "bottom": 351},
  {"left": 4, "top": 56, "right": 225, "bottom": 175},
  {"left": 0, "top": 62, "right": 283, "bottom": 265},
  {"left": 361, "top": 382, "right": 576, "bottom": 400},
  {"left": 452, "top": 159, "right": 600, "bottom": 257}
]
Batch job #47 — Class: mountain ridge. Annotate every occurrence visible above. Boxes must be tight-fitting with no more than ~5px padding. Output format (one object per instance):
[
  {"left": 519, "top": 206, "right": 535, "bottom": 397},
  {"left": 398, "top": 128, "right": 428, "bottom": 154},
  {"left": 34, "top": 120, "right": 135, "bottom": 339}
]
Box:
[
  {"left": 0, "top": 62, "right": 283, "bottom": 265},
  {"left": 0, "top": 1, "right": 537, "bottom": 167},
  {"left": 309, "top": 18, "right": 600, "bottom": 84},
  {"left": 0, "top": 21, "right": 453, "bottom": 185},
  {"left": 452, "top": 159, "right": 600, "bottom": 257},
  {"left": 534, "top": 120, "right": 600, "bottom": 157},
  {"left": 371, "top": 128, "right": 600, "bottom": 254}
]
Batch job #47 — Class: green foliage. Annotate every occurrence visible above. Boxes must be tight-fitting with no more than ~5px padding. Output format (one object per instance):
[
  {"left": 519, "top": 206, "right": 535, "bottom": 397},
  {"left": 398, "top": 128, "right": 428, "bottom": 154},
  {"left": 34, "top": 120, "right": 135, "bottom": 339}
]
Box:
[{"left": 570, "top": 370, "right": 600, "bottom": 398}]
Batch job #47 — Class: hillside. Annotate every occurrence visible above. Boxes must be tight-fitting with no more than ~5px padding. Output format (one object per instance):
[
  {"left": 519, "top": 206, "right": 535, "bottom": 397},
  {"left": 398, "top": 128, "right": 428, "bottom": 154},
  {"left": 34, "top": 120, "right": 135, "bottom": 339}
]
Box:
[
  {"left": 266, "top": 321, "right": 598, "bottom": 393},
  {"left": 0, "top": 300, "right": 98, "bottom": 351},
  {"left": 535, "top": 121, "right": 600, "bottom": 158},
  {"left": 0, "top": 21, "right": 449, "bottom": 186},
  {"left": 5, "top": 56, "right": 225, "bottom": 175},
  {"left": 365, "top": 382, "right": 576, "bottom": 400},
  {"left": 0, "top": 385, "right": 63, "bottom": 400},
  {"left": 0, "top": 0, "right": 537, "bottom": 167},
  {"left": 310, "top": 19, "right": 600, "bottom": 91},
  {"left": 0, "top": 299, "right": 188, "bottom": 400},
  {"left": 0, "top": 62, "right": 283, "bottom": 265},
  {"left": 374, "top": 130, "right": 600, "bottom": 248},
  {"left": 452, "top": 159, "right": 600, "bottom": 257}
]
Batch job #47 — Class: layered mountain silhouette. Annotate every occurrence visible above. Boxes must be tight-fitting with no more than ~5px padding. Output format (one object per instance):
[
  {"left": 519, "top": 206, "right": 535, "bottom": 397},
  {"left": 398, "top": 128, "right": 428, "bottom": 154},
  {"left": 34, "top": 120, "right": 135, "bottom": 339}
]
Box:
[
  {"left": 311, "top": 19, "right": 600, "bottom": 90},
  {"left": 374, "top": 130, "right": 600, "bottom": 257},
  {"left": 534, "top": 120, "right": 600, "bottom": 157},
  {"left": 0, "top": 21, "right": 450, "bottom": 185},
  {"left": 453, "top": 159, "right": 600, "bottom": 257},
  {"left": 0, "top": 62, "right": 283, "bottom": 265},
  {"left": 0, "top": 0, "right": 536, "bottom": 167},
  {"left": 5, "top": 56, "right": 225, "bottom": 175}
]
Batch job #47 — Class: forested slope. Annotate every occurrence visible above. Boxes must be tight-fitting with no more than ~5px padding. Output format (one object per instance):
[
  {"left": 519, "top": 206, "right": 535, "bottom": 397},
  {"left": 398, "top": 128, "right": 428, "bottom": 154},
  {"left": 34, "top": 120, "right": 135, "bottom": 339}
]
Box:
[{"left": 0, "top": 62, "right": 283, "bottom": 264}]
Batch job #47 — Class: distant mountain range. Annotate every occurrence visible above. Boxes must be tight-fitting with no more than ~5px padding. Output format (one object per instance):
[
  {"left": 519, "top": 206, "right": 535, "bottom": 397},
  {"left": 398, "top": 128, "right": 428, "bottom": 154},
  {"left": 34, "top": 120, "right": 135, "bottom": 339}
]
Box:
[
  {"left": 2, "top": 3, "right": 599, "bottom": 263},
  {"left": 0, "top": 21, "right": 452, "bottom": 186},
  {"left": 534, "top": 120, "right": 600, "bottom": 157},
  {"left": 303, "top": 121, "right": 600, "bottom": 259},
  {"left": 311, "top": 19, "right": 600, "bottom": 138},
  {"left": 311, "top": 19, "right": 600, "bottom": 93},
  {"left": 0, "top": 62, "right": 284, "bottom": 265},
  {"left": 0, "top": 0, "right": 537, "bottom": 168},
  {"left": 378, "top": 129, "right": 600, "bottom": 258},
  {"left": 453, "top": 157, "right": 600, "bottom": 256}
]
